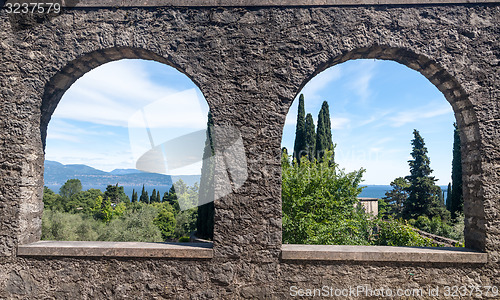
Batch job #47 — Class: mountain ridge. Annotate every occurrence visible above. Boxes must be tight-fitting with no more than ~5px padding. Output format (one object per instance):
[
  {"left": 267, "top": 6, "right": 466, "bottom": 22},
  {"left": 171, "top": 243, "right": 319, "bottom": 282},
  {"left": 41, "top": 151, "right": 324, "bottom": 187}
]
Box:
[{"left": 44, "top": 160, "right": 199, "bottom": 189}]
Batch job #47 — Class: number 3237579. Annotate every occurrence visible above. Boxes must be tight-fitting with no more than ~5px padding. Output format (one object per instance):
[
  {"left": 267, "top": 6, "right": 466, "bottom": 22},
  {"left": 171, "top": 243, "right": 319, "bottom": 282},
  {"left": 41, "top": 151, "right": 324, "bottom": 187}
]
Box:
[{"left": 4, "top": 2, "right": 61, "bottom": 14}]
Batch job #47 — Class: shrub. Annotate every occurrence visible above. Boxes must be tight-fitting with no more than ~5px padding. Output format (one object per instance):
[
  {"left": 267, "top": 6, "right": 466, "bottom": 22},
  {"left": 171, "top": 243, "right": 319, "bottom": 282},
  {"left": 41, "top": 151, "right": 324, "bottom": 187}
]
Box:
[
  {"left": 178, "top": 236, "right": 190, "bottom": 242},
  {"left": 376, "top": 220, "right": 436, "bottom": 247}
]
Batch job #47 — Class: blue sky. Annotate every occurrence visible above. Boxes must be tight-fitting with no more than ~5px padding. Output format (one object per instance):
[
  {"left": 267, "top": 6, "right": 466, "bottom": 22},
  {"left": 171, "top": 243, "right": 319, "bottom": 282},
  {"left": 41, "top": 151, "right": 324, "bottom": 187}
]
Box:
[
  {"left": 282, "top": 59, "right": 455, "bottom": 185},
  {"left": 46, "top": 59, "right": 455, "bottom": 185}
]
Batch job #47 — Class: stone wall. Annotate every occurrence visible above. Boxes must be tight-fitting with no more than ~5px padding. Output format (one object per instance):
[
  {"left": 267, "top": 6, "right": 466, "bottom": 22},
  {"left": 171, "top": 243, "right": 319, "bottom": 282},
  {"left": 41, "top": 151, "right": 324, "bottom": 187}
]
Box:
[{"left": 0, "top": 2, "right": 499, "bottom": 298}]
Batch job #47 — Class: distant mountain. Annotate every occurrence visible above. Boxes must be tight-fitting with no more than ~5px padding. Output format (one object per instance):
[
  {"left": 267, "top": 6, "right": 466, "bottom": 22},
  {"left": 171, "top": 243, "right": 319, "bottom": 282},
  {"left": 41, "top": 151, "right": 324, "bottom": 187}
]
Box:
[
  {"left": 44, "top": 160, "right": 199, "bottom": 188},
  {"left": 44, "top": 161, "right": 201, "bottom": 199}
]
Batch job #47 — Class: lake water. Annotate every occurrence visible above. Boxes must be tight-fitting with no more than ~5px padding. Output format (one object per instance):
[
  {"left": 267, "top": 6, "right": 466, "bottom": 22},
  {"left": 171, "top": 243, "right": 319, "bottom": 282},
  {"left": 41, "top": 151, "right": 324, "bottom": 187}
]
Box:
[{"left": 45, "top": 184, "right": 449, "bottom": 201}]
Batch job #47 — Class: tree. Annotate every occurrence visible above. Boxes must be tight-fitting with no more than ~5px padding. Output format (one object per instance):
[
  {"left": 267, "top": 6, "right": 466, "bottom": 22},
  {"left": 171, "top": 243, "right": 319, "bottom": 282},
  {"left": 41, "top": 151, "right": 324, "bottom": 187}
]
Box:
[
  {"left": 315, "top": 101, "right": 333, "bottom": 161},
  {"left": 282, "top": 150, "right": 369, "bottom": 245},
  {"left": 154, "top": 207, "right": 177, "bottom": 241},
  {"left": 59, "top": 179, "right": 82, "bottom": 199},
  {"left": 403, "top": 129, "right": 449, "bottom": 221},
  {"left": 43, "top": 186, "right": 64, "bottom": 211},
  {"left": 197, "top": 111, "right": 215, "bottom": 239},
  {"left": 139, "top": 185, "right": 149, "bottom": 203},
  {"left": 293, "top": 94, "right": 306, "bottom": 162},
  {"left": 150, "top": 188, "right": 158, "bottom": 203},
  {"left": 104, "top": 184, "right": 129, "bottom": 204},
  {"left": 304, "top": 113, "right": 316, "bottom": 162},
  {"left": 449, "top": 123, "right": 463, "bottom": 219},
  {"left": 445, "top": 182, "right": 452, "bottom": 211},
  {"left": 65, "top": 188, "right": 103, "bottom": 213},
  {"left": 131, "top": 189, "right": 138, "bottom": 203},
  {"left": 165, "top": 185, "right": 180, "bottom": 212},
  {"left": 382, "top": 177, "right": 409, "bottom": 218}
]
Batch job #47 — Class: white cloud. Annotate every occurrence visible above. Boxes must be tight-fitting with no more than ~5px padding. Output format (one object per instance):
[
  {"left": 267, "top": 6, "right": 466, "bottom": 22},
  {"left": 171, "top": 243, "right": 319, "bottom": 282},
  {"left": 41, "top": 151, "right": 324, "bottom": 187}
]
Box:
[
  {"left": 331, "top": 117, "right": 350, "bottom": 130},
  {"left": 345, "top": 60, "right": 375, "bottom": 103},
  {"left": 298, "top": 67, "right": 342, "bottom": 103},
  {"left": 389, "top": 103, "right": 453, "bottom": 127},
  {"left": 52, "top": 60, "right": 207, "bottom": 128}
]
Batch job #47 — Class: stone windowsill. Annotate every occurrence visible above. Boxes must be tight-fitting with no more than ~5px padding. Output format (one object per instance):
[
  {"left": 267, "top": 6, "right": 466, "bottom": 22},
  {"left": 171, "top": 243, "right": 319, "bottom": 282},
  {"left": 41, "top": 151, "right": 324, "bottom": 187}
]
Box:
[
  {"left": 17, "top": 241, "right": 213, "bottom": 259},
  {"left": 281, "top": 244, "right": 487, "bottom": 264}
]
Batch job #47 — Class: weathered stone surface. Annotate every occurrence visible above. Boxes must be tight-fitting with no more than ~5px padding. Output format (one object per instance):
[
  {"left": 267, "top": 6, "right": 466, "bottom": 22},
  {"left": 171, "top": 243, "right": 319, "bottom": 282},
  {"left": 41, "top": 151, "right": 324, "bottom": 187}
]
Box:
[
  {"left": 0, "top": 3, "right": 499, "bottom": 298},
  {"left": 281, "top": 244, "right": 488, "bottom": 263}
]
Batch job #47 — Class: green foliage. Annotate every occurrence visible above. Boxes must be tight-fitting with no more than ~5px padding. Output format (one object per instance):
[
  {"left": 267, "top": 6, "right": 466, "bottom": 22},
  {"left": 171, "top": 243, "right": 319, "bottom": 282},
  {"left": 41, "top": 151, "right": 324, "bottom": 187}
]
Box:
[
  {"left": 197, "top": 110, "right": 215, "bottom": 239},
  {"left": 175, "top": 208, "right": 198, "bottom": 238},
  {"left": 408, "top": 214, "right": 464, "bottom": 242},
  {"left": 164, "top": 186, "right": 180, "bottom": 212},
  {"left": 42, "top": 181, "right": 200, "bottom": 243},
  {"left": 42, "top": 209, "right": 103, "bottom": 241},
  {"left": 131, "top": 189, "right": 138, "bottom": 203},
  {"left": 65, "top": 188, "right": 103, "bottom": 214},
  {"left": 403, "top": 130, "right": 449, "bottom": 221},
  {"left": 315, "top": 101, "right": 333, "bottom": 161},
  {"left": 104, "top": 184, "right": 129, "bottom": 204},
  {"left": 150, "top": 188, "right": 158, "bottom": 203},
  {"left": 450, "top": 123, "right": 463, "bottom": 219},
  {"left": 178, "top": 236, "right": 190, "bottom": 242},
  {"left": 376, "top": 220, "right": 436, "bottom": 247},
  {"left": 59, "top": 179, "right": 82, "bottom": 199},
  {"left": 153, "top": 206, "right": 177, "bottom": 240},
  {"left": 97, "top": 205, "right": 163, "bottom": 242},
  {"left": 446, "top": 182, "right": 452, "bottom": 211},
  {"left": 304, "top": 113, "right": 316, "bottom": 162},
  {"left": 282, "top": 150, "right": 370, "bottom": 245},
  {"left": 43, "top": 186, "right": 64, "bottom": 211},
  {"left": 382, "top": 177, "right": 409, "bottom": 219},
  {"left": 293, "top": 94, "right": 306, "bottom": 162},
  {"left": 140, "top": 185, "right": 149, "bottom": 203}
]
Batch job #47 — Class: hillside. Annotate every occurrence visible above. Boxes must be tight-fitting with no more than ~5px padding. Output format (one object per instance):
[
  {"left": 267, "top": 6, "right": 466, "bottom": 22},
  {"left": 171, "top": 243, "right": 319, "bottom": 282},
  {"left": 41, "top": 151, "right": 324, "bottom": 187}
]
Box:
[{"left": 44, "top": 160, "right": 199, "bottom": 189}]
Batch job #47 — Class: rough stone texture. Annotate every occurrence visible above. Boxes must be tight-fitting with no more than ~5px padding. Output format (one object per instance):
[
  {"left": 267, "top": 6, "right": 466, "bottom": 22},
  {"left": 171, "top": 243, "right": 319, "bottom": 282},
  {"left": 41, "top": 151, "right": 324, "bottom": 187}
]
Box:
[{"left": 0, "top": 3, "right": 499, "bottom": 298}]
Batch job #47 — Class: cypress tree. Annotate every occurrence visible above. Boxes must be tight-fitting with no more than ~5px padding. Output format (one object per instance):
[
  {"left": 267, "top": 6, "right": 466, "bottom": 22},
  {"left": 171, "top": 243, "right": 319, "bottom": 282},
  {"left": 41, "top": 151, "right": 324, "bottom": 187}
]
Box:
[
  {"left": 157, "top": 190, "right": 161, "bottom": 203},
  {"left": 315, "top": 101, "right": 333, "bottom": 161},
  {"left": 438, "top": 188, "right": 445, "bottom": 206},
  {"left": 139, "top": 185, "right": 149, "bottom": 203},
  {"left": 446, "top": 182, "right": 452, "bottom": 211},
  {"left": 403, "top": 129, "right": 449, "bottom": 221},
  {"left": 304, "top": 113, "right": 316, "bottom": 161},
  {"left": 197, "top": 111, "right": 215, "bottom": 239},
  {"left": 131, "top": 189, "right": 138, "bottom": 203},
  {"left": 293, "top": 94, "right": 306, "bottom": 162},
  {"left": 166, "top": 185, "right": 180, "bottom": 212},
  {"left": 450, "top": 123, "right": 463, "bottom": 219},
  {"left": 150, "top": 188, "right": 157, "bottom": 203}
]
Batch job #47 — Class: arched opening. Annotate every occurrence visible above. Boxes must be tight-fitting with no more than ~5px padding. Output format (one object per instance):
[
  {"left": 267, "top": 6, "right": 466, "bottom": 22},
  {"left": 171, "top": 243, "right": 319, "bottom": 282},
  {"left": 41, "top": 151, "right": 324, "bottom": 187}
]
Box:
[
  {"left": 281, "top": 46, "right": 482, "bottom": 250},
  {"left": 39, "top": 48, "right": 214, "bottom": 244}
]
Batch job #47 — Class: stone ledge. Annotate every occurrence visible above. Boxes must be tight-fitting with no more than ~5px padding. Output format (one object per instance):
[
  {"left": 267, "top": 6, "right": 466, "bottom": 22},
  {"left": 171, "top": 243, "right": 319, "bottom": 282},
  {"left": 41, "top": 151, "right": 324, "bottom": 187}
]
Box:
[
  {"left": 63, "top": 0, "right": 500, "bottom": 7},
  {"left": 281, "top": 244, "right": 487, "bottom": 263},
  {"left": 17, "top": 241, "right": 213, "bottom": 259}
]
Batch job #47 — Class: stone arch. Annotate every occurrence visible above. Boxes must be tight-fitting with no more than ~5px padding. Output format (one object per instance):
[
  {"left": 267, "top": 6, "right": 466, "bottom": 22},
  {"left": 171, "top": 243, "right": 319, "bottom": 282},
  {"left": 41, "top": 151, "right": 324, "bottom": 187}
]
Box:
[
  {"left": 286, "top": 44, "right": 484, "bottom": 250},
  {"left": 32, "top": 46, "right": 211, "bottom": 243}
]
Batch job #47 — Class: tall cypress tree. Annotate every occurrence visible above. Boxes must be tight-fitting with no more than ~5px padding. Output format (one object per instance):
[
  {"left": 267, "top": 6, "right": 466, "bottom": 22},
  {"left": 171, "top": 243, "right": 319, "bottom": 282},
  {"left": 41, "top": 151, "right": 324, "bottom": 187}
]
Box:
[
  {"left": 150, "top": 188, "right": 157, "bottom": 203},
  {"left": 450, "top": 123, "right": 463, "bottom": 219},
  {"left": 315, "top": 101, "right": 333, "bottom": 161},
  {"left": 293, "top": 94, "right": 306, "bottom": 162},
  {"left": 197, "top": 111, "right": 215, "bottom": 239},
  {"left": 131, "top": 189, "right": 138, "bottom": 203},
  {"left": 166, "top": 185, "right": 180, "bottom": 212},
  {"left": 446, "top": 182, "right": 452, "bottom": 211},
  {"left": 139, "top": 185, "right": 149, "bottom": 203},
  {"left": 403, "top": 129, "right": 449, "bottom": 221},
  {"left": 304, "top": 113, "right": 316, "bottom": 161}
]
